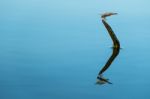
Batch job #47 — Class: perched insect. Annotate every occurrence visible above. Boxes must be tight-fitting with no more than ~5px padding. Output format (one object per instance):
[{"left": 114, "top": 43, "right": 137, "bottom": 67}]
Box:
[{"left": 101, "top": 12, "right": 117, "bottom": 20}]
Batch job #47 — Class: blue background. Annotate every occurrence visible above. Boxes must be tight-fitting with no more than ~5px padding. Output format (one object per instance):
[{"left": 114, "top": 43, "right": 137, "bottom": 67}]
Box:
[{"left": 0, "top": 0, "right": 150, "bottom": 99}]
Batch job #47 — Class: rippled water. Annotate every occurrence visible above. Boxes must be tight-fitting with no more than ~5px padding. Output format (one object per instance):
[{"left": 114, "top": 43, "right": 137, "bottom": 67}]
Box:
[{"left": 0, "top": 0, "right": 150, "bottom": 99}]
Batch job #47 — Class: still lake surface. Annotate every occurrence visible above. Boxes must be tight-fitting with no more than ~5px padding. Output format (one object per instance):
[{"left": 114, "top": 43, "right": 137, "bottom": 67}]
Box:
[{"left": 0, "top": 0, "right": 150, "bottom": 99}]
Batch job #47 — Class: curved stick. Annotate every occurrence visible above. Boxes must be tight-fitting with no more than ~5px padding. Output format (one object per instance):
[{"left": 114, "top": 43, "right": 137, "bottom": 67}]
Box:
[{"left": 102, "top": 20, "right": 120, "bottom": 48}]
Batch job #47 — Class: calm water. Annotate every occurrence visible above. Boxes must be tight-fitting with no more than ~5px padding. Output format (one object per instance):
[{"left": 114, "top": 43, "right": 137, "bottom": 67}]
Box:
[{"left": 0, "top": 0, "right": 150, "bottom": 99}]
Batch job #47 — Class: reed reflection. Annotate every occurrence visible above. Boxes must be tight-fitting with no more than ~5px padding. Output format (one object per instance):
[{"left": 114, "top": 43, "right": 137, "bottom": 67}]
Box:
[{"left": 96, "top": 13, "right": 121, "bottom": 84}]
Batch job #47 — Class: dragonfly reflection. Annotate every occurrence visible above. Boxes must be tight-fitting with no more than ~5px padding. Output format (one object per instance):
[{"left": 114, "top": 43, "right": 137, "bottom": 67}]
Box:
[{"left": 96, "top": 13, "right": 121, "bottom": 85}]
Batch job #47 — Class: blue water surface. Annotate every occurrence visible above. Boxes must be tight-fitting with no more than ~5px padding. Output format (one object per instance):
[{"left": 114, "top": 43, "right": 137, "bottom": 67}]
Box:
[{"left": 0, "top": 0, "right": 150, "bottom": 99}]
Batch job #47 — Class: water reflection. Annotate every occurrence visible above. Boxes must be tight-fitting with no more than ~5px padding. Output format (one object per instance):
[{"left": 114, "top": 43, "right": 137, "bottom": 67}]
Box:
[{"left": 96, "top": 14, "right": 120, "bottom": 85}]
